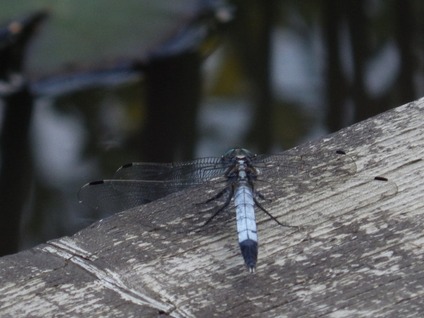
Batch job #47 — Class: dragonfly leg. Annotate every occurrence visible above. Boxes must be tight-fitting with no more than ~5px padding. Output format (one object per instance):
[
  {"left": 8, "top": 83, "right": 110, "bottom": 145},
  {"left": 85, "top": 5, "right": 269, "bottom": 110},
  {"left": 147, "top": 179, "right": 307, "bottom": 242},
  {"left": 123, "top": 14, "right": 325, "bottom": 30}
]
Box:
[
  {"left": 253, "top": 197, "right": 298, "bottom": 229},
  {"left": 201, "top": 186, "right": 234, "bottom": 227},
  {"left": 195, "top": 186, "right": 230, "bottom": 206}
]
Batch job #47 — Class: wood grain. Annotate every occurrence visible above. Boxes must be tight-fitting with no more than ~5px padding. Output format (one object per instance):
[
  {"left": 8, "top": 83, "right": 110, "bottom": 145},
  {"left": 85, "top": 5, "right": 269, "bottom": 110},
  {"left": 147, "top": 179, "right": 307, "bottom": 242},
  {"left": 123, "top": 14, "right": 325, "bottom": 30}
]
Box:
[{"left": 1, "top": 99, "right": 423, "bottom": 317}]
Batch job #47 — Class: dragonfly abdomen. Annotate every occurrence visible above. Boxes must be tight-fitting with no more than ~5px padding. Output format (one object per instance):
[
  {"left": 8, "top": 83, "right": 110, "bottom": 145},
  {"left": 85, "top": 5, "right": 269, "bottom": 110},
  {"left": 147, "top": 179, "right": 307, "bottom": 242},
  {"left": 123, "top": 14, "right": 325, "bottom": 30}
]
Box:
[{"left": 235, "top": 184, "right": 258, "bottom": 272}]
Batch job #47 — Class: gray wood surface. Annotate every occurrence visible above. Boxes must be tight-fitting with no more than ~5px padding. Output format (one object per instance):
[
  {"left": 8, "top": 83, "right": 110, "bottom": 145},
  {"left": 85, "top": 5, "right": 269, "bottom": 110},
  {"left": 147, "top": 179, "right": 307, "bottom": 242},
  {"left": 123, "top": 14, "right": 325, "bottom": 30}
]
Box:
[{"left": 1, "top": 98, "right": 424, "bottom": 317}]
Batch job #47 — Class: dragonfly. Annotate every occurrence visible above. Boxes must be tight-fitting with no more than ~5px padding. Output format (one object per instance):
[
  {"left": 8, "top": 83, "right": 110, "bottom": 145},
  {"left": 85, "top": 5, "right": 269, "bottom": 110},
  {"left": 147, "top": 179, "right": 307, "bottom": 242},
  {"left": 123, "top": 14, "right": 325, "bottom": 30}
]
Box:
[{"left": 78, "top": 148, "right": 395, "bottom": 272}]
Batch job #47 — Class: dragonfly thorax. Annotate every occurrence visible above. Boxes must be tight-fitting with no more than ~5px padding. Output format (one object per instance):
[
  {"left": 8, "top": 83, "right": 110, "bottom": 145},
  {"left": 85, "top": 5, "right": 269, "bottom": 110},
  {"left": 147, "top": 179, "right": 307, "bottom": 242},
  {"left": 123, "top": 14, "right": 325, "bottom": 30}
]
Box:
[
  {"left": 236, "top": 161, "right": 248, "bottom": 181},
  {"left": 223, "top": 157, "right": 258, "bottom": 187}
]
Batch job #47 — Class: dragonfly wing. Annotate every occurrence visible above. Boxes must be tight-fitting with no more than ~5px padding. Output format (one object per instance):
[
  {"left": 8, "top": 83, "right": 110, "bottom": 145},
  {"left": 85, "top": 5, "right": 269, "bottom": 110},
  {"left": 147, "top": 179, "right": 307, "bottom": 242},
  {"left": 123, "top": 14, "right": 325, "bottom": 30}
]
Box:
[
  {"left": 79, "top": 156, "right": 229, "bottom": 214},
  {"left": 114, "top": 157, "right": 226, "bottom": 182},
  {"left": 254, "top": 150, "right": 357, "bottom": 191},
  {"left": 274, "top": 175, "right": 398, "bottom": 228},
  {"left": 249, "top": 150, "right": 395, "bottom": 228},
  {"left": 78, "top": 179, "right": 203, "bottom": 214},
  {"left": 78, "top": 177, "right": 236, "bottom": 234}
]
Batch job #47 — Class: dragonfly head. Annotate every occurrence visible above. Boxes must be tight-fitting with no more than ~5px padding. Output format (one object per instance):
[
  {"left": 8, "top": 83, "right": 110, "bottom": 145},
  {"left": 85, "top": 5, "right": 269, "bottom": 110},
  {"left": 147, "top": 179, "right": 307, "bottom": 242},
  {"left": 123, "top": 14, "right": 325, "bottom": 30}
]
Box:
[{"left": 222, "top": 148, "right": 256, "bottom": 160}]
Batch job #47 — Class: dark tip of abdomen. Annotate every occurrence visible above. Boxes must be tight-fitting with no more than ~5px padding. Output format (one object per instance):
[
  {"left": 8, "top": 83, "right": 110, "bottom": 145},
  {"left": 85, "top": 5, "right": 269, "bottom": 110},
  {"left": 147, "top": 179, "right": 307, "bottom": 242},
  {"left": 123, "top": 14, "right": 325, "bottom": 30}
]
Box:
[{"left": 239, "top": 239, "right": 258, "bottom": 272}]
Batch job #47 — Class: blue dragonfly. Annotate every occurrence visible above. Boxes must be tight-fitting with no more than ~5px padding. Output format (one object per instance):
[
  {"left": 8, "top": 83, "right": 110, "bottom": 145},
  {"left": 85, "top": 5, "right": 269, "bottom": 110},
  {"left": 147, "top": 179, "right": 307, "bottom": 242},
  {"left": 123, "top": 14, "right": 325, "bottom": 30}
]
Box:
[{"left": 79, "top": 148, "right": 395, "bottom": 272}]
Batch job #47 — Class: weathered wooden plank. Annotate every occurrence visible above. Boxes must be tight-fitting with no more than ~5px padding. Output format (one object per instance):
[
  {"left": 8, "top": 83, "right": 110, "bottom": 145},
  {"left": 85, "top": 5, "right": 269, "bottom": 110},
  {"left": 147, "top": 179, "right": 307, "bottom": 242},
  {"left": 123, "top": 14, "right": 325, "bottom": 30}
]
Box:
[{"left": 1, "top": 98, "right": 424, "bottom": 317}]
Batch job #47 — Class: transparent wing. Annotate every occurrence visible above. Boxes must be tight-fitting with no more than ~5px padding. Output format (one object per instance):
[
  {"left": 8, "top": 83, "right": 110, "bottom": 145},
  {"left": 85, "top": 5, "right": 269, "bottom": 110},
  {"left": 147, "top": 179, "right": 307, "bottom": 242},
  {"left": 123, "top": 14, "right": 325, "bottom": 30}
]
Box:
[
  {"left": 114, "top": 156, "right": 225, "bottom": 182},
  {"left": 78, "top": 156, "right": 228, "bottom": 214},
  {"left": 78, "top": 149, "right": 354, "bottom": 224},
  {"left": 78, "top": 149, "right": 396, "bottom": 234},
  {"left": 78, "top": 177, "right": 234, "bottom": 234},
  {"left": 262, "top": 175, "right": 398, "bottom": 229},
  {"left": 250, "top": 149, "right": 357, "bottom": 199},
  {"left": 248, "top": 150, "right": 397, "bottom": 228}
]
